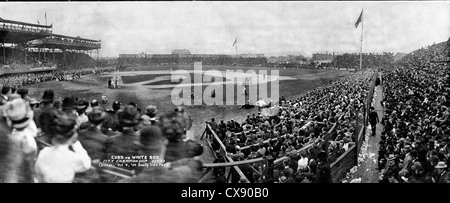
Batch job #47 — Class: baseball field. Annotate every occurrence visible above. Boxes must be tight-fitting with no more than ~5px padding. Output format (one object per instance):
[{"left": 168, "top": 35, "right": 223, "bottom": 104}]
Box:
[{"left": 25, "top": 65, "right": 351, "bottom": 164}]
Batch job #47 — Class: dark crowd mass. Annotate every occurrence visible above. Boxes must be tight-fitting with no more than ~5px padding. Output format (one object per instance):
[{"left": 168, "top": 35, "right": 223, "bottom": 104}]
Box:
[{"left": 377, "top": 40, "right": 450, "bottom": 183}]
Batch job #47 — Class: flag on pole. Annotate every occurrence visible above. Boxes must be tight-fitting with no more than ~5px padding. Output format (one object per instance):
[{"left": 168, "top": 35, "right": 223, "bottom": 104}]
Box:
[
  {"left": 232, "top": 38, "right": 237, "bottom": 46},
  {"left": 45, "top": 12, "right": 47, "bottom": 25},
  {"left": 355, "top": 10, "right": 363, "bottom": 28}
]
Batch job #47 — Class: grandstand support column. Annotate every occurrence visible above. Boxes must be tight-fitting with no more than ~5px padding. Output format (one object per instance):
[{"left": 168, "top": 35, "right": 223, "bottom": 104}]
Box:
[
  {"left": 24, "top": 44, "right": 27, "bottom": 63},
  {"left": 359, "top": 14, "right": 364, "bottom": 70},
  {"left": 52, "top": 48, "right": 55, "bottom": 62},
  {"left": 2, "top": 32, "right": 9, "bottom": 63},
  {"left": 63, "top": 48, "right": 67, "bottom": 63},
  {"left": 38, "top": 47, "right": 41, "bottom": 61},
  {"left": 2, "top": 43, "right": 5, "bottom": 63},
  {"left": 43, "top": 44, "right": 46, "bottom": 62},
  {"left": 96, "top": 49, "right": 99, "bottom": 61}
]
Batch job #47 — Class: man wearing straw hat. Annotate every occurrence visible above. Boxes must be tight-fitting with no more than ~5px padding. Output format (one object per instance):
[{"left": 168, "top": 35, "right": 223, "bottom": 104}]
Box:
[{"left": 432, "top": 162, "right": 449, "bottom": 183}]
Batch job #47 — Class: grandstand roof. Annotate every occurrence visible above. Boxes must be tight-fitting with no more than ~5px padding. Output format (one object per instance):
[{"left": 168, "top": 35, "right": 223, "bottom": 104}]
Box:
[
  {"left": 29, "top": 33, "right": 101, "bottom": 51},
  {"left": 0, "top": 17, "right": 52, "bottom": 44},
  {"left": 0, "top": 17, "right": 52, "bottom": 29},
  {"left": 51, "top": 33, "right": 100, "bottom": 43}
]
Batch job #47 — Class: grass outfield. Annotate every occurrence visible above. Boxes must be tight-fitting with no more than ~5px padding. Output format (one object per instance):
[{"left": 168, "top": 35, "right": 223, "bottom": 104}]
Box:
[{"left": 25, "top": 65, "right": 351, "bottom": 169}]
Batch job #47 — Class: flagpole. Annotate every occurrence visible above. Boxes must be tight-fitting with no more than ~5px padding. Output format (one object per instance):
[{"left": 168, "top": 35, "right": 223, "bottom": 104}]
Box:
[
  {"left": 360, "top": 10, "right": 363, "bottom": 70},
  {"left": 236, "top": 40, "right": 238, "bottom": 56}
]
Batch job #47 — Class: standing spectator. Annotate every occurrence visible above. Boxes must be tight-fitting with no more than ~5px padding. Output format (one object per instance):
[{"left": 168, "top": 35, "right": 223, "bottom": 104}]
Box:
[
  {"left": 4, "top": 98, "right": 38, "bottom": 182},
  {"left": 0, "top": 86, "right": 11, "bottom": 105},
  {"left": 369, "top": 106, "right": 379, "bottom": 136},
  {"left": 433, "top": 162, "right": 449, "bottom": 183},
  {"left": 34, "top": 89, "right": 55, "bottom": 142}
]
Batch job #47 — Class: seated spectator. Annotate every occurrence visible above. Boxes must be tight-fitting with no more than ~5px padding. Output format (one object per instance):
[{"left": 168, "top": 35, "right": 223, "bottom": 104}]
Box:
[
  {"left": 106, "top": 105, "right": 141, "bottom": 169},
  {"left": 34, "top": 110, "right": 91, "bottom": 183}
]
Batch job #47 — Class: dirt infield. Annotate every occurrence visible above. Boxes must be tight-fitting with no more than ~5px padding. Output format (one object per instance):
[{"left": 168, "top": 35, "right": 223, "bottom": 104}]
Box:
[{"left": 25, "top": 65, "right": 351, "bottom": 166}]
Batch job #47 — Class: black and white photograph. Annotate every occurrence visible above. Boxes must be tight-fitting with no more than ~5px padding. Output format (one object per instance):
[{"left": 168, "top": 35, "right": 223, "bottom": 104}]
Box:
[{"left": 0, "top": 0, "right": 449, "bottom": 188}]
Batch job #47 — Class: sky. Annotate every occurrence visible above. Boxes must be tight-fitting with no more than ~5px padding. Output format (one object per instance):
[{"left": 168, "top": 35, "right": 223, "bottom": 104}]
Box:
[{"left": 0, "top": 1, "right": 449, "bottom": 57}]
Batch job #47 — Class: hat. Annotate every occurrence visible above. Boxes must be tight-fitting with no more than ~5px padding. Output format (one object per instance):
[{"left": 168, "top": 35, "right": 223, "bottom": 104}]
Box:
[
  {"left": 91, "top": 99, "right": 99, "bottom": 107},
  {"left": 435, "top": 162, "right": 447, "bottom": 169},
  {"left": 128, "top": 101, "right": 137, "bottom": 108},
  {"left": 4, "top": 99, "right": 33, "bottom": 129},
  {"left": 75, "top": 99, "right": 89, "bottom": 110},
  {"left": 387, "top": 154, "right": 395, "bottom": 161},
  {"left": 117, "top": 105, "right": 140, "bottom": 127},
  {"left": 112, "top": 101, "right": 121, "bottom": 110},
  {"left": 42, "top": 89, "right": 55, "bottom": 102},
  {"left": 399, "top": 138, "right": 406, "bottom": 142},
  {"left": 404, "top": 145, "right": 412, "bottom": 150},
  {"left": 62, "top": 96, "right": 76, "bottom": 111},
  {"left": 88, "top": 106, "right": 107, "bottom": 124},
  {"left": 52, "top": 110, "right": 77, "bottom": 139},
  {"left": 146, "top": 105, "right": 158, "bottom": 117},
  {"left": 138, "top": 126, "right": 165, "bottom": 149}
]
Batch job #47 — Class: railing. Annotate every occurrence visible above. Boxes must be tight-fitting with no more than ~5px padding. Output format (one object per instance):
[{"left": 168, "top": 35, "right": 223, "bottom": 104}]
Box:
[
  {"left": 199, "top": 124, "right": 269, "bottom": 183},
  {"left": 329, "top": 68, "right": 379, "bottom": 183},
  {"left": 239, "top": 121, "right": 315, "bottom": 151}
]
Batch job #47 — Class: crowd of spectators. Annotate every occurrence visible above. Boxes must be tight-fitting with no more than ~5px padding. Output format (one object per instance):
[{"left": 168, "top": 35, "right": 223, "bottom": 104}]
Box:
[
  {"left": 377, "top": 39, "right": 450, "bottom": 183},
  {"left": 207, "top": 69, "right": 375, "bottom": 183},
  {"left": 1, "top": 48, "right": 105, "bottom": 71},
  {"left": 118, "top": 55, "right": 268, "bottom": 67},
  {"left": 0, "top": 67, "right": 116, "bottom": 90},
  {"left": 0, "top": 85, "right": 204, "bottom": 183},
  {"left": 397, "top": 40, "right": 450, "bottom": 67},
  {"left": 332, "top": 53, "right": 393, "bottom": 70}
]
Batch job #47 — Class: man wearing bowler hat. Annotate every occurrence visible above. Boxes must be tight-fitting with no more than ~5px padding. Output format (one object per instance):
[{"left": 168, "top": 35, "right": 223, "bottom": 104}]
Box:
[
  {"left": 106, "top": 105, "right": 141, "bottom": 170},
  {"left": 78, "top": 107, "right": 110, "bottom": 162},
  {"left": 34, "top": 89, "right": 56, "bottom": 142}
]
